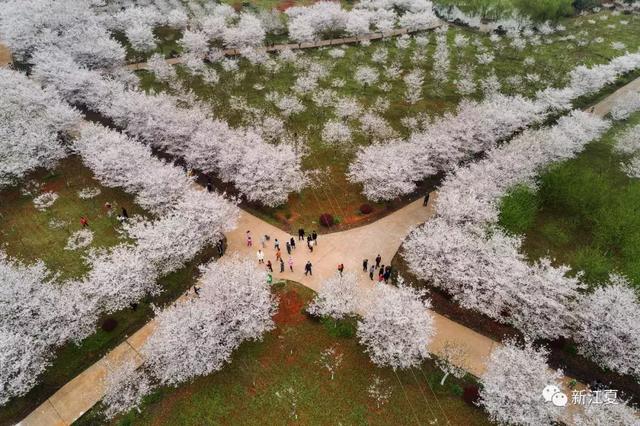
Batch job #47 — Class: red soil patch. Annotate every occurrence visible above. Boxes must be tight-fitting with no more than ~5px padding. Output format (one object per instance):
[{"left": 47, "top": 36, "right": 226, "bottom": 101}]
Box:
[
  {"left": 41, "top": 180, "right": 64, "bottom": 193},
  {"left": 273, "top": 290, "right": 305, "bottom": 326},
  {"left": 276, "top": 0, "right": 296, "bottom": 12},
  {"left": 275, "top": 211, "right": 301, "bottom": 226}
]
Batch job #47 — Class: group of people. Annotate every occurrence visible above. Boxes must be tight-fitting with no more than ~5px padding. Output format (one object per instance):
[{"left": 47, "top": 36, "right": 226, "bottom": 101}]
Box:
[
  {"left": 299, "top": 228, "right": 318, "bottom": 252},
  {"left": 80, "top": 205, "right": 130, "bottom": 228},
  {"left": 362, "top": 254, "right": 393, "bottom": 282},
  {"left": 251, "top": 229, "right": 316, "bottom": 279}
]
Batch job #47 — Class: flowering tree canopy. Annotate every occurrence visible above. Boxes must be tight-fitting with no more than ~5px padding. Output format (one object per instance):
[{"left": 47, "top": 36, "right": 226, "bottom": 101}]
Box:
[
  {"left": 307, "top": 272, "right": 360, "bottom": 319},
  {"left": 480, "top": 340, "right": 563, "bottom": 426},
  {"left": 357, "top": 281, "right": 434, "bottom": 369},
  {"left": 574, "top": 275, "right": 640, "bottom": 381},
  {"left": 0, "top": 69, "right": 80, "bottom": 188}
]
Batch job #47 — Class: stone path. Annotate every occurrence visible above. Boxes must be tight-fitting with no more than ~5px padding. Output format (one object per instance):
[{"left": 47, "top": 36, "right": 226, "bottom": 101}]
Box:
[{"left": 124, "top": 22, "right": 443, "bottom": 71}]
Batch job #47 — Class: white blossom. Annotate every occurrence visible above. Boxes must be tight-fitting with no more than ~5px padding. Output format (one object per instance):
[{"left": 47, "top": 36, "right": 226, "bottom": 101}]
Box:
[
  {"left": 480, "top": 340, "right": 563, "bottom": 426},
  {"left": 308, "top": 272, "right": 360, "bottom": 319},
  {"left": 357, "top": 281, "right": 434, "bottom": 369}
]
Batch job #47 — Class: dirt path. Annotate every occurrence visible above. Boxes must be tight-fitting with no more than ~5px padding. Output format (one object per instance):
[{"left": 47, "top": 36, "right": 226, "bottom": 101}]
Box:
[
  {"left": 0, "top": 42, "right": 12, "bottom": 68},
  {"left": 18, "top": 75, "right": 640, "bottom": 426}
]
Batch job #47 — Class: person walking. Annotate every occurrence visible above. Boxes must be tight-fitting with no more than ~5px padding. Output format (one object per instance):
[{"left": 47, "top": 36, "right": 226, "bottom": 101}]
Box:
[
  {"left": 308, "top": 239, "right": 314, "bottom": 253},
  {"left": 260, "top": 235, "right": 267, "bottom": 248},
  {"left": 383, "top": 266, "right": 391, "bottom": 283},
  {"left": 369, "top": 265, "right": 375, "bottom": 281},
  {"left": 378, "top": 265, "right": 385, "bottom": 281},
  {"left": 337, "top": 263, "right": 344, "bottom": 276},
  {"left": 362, "top": 259, "right": 368, "bottom": 272},
  {"left": 276, "top": 249, "right": 282, "bottom": 262},
  {"left": 288, "top": 256, "right": 294, "bottom": 272},
  {"left": 121, "top": 207, "right": 129, "bottom": 219},
  {"left": 257, "top": 249, "right": 265, "bottom": 264},
  {"left": 312, "top": 231, "right": 318, "bottom": 245},
  {"left": 304, "top": 261, "right": 313, "bottom": 276},
  {"left": 290, "top": 237, "right": 296, "bottom": 250},
  {"left": 206, "top": 181, "right": 213, "bottom": 193},
  {"left": 423, "top": 192, "right": 430, "bottom": 206},
  {"left": 266, "top": 260, "right": 273, "bottom": 273},
  {"left": 80, "top": 216, "right": 89, "bottom": 227},
  {"left": 274, "top": 238, "right": 280, "bottom": 250},
  {"left": 286, "top": 241, "right": 292, "bottom": 255},
  {"left": 298, "top": 228, "right": 305, "bottom": 240},
  {"left": 246, "top": 231, "right": 252, "bottom": 247},
  {"left": 375, "top": 254, "right": 382, "bottom": 268},
  {"left": 280, "top": 258, "right": 285, "bottom": 273}
]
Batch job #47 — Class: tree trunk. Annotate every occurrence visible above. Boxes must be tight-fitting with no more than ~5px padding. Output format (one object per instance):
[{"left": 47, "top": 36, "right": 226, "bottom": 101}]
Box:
[{"left": 440, "top": 372, "right": 449, "bottom": 386}]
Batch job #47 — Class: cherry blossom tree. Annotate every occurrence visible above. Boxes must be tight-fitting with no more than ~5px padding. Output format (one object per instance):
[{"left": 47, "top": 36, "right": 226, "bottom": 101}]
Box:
[
  {"left": 102, "top": 359, "right": 151, "bottom": 420},
  {"left": 322, "top": 121, "right": 352, "bottom": 145},
  {"left": 350, "top": 52, "right": 640, "bottom": 202},
  {"left": 0, "top": 69, "right": 80, "bottom": 188},
  {"left": 33, "top": 55, "right": 307, "bottom": 207},
  {"left": 573, "top": 275, "right": 640, "bottom": 381},
  {"left": 307, "top": 272, "right": 360, "bottom": 319},
  {"left": 572, "top": 398, "right": 640, "bottom": 426},
  {"left": 0, "top": 252, "right": 95, "bottom": 404},
  {"left": 610, "top": 90, "right": 640, "bottom": 121},
  {"left": 479, "top": 340, "right": 563, "bottom": 426},
  {"left": 435, "top": 341, "right": 469, "bottom": 385},
  {"left": 222, "top": 13, "right": 266, "bottom": 48},
  {"left": 74, "top": 124, "right": 195, "bottom": 214},
  {"left": 0, "top": 0, "right": 125, "bottom": 67},
  {"left": 403, "top": 69, "right": 424, "bottom": 104},
  {"left": 142, "top": 257, "right": 277, "bottom": 386},
  {"left": 147, "top": 53, "right": 177, "bottom": 82},
  {"left": 357, "top": 281, "right": 434, "bottom": 369}
]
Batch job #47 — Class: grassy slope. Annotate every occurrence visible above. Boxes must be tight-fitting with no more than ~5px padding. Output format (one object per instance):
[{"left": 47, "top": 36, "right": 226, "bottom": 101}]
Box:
[
  {"left": 498, "top": 112, "right": 640, "bottom": 290},
  {"left": 138, "top": 11, "right": 640, "bottom": 231},
  {"left": 77, "top": 281, "right": 491, "bottom": 426}
]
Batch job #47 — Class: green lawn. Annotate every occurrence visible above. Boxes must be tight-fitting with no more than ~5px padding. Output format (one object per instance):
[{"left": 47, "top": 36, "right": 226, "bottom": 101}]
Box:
[
  {"left": 0, "top": 156, "right": 147, "bottom": 280},
  {"left": 498, "top": 112, "right": 640, "bottom": 290},
  {"left": 77, "top": 281, "right": 490, "bottom": 426},
  {"left": 433, "top": 0, "right": 577, "bottom": 22},
  {"left": 136, "top": 10, "right": 640, "bottom": 231}
]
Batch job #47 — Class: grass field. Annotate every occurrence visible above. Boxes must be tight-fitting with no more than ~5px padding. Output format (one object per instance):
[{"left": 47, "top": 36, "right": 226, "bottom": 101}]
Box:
[
  {"left": 77, "top": 281, "right": 490, "bottom": 426},
  {"left": 0, "top": 156, "right": 147, "bottom": 280},
  {"left": 136, "top": 10, "right": 640, "bottom": 231},
  {"left": 498, "top": 112, "right": 640, "bottom": 290}
]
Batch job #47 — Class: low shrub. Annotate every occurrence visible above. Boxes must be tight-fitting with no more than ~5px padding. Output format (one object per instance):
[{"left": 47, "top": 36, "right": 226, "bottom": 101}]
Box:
[
  {"left": 101, "top": 317, "right": 118, "bottom": 332},
  {"left": 321, "top": 317, "right": 357, "bottom": 338},
  {"left": 319, "top": 213, "right": 334, "bottom": 227},
  {"left": 359, "top": 203, "right": 373, "bottom": 214}
]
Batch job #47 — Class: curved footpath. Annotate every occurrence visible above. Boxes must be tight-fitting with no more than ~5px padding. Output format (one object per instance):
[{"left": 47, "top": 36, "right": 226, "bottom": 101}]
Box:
[{"left": 13, "top": 52, "right": 640, "bottom": 425}]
